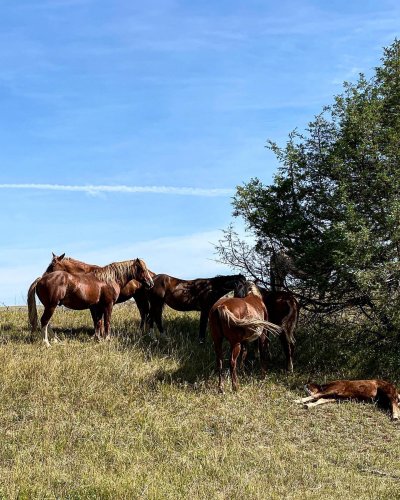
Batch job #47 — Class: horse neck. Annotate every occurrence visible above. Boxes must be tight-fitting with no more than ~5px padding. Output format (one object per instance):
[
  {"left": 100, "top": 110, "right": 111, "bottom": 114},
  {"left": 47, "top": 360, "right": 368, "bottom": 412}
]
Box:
[{"left": 63, "top": 258, "right": 99, "bottom": 273}]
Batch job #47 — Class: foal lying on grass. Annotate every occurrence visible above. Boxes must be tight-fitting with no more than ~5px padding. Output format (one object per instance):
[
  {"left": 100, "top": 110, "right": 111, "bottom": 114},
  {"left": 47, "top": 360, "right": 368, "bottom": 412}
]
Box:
[{"left": 294, "top": 379, "right": 400, "bottom": 420}]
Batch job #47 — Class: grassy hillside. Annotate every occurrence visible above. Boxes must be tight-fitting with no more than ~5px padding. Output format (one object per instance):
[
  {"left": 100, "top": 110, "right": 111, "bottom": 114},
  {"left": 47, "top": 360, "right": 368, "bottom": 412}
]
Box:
[{"left": 0, "top": 303, "right": 399, "bottom": 499}]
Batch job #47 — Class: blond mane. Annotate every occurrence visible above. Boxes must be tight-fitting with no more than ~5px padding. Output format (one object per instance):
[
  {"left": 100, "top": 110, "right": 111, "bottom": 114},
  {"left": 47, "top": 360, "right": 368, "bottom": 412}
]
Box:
[
  {"left": 93, "top": 260, "right": 138, "bottom": 284},
  {"left": 246, "top": 281, "right": 262, "bottom": 298}
]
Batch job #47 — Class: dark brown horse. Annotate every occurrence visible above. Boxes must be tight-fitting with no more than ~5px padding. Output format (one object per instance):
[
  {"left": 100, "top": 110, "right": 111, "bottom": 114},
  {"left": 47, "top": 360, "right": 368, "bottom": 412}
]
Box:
[
  {"left": 237, "top": 286, "right": 299, "bottom": 372},
  {"left": 28, "top": 258, "right": 153, "bottom": 346},
  {"left": 259, "top": 288, "right": 299, "bottom": 372},
  {"left": 43, "top": 253, "right": 156, "bottom": 330},
  {"left": 146, "top": 273, "right": 246, "bottom": 342},
  {"left": 209, "top": 281, "right": 282, "bottom": 392}
]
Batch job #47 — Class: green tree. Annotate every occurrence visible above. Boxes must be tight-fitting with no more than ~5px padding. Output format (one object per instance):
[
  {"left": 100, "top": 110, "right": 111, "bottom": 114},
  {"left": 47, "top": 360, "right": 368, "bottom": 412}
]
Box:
[{"left": 218, "top": 40, "right": 400, "bottom": 333}]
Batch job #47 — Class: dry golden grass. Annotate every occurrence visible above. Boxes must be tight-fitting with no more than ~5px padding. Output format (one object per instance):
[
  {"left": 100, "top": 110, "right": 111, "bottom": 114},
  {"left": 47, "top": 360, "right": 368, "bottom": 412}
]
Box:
[{"left": 0, "top": 303, "right": 399, "bottom": 499}]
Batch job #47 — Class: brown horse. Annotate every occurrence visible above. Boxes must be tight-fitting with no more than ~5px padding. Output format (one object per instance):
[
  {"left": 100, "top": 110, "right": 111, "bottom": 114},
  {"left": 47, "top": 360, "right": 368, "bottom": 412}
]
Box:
[
  {"left": 28, "top": 258, "right": 153, "bottom": 346},
  {"left": 260, "top": 289, "right": 299, "bottom": 372},
  {"left": 146, "top": 273, "right": 246, "bottom": 342},
  {"left": 240, "top": 287, "right": 299, "bottom": 372},
  {"left": 294, "top": 379, "right": 400, "bottom": 420},
  {"left": 209, "top": 281, "right": 282, "bottom": 392},
  {"left": 43, "top": 253, "right": 156, "bottom": 330}
]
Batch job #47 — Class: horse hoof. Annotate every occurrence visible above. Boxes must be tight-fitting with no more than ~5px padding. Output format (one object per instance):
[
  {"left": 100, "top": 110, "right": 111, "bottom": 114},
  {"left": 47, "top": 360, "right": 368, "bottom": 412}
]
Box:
[{"left": 43, "top": 341, "right": 51, "bottom": 348}]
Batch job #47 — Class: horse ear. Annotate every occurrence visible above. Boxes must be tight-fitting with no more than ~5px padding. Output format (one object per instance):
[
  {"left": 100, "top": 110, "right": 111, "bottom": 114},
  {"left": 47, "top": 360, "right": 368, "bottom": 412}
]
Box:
[
  {"left": 59, "top": 253, "right": 65, "bottom": 261},
  {"left": 52, "top": 252, "right": 56, "bottom": 258}
]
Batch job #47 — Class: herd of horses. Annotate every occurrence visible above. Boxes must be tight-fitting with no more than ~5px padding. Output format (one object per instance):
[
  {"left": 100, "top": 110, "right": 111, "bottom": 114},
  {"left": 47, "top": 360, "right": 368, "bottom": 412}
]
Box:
[
  {"left": 26, "top": 253, "right": 400, "bottom": 419},
  {"left": 27, "top": 253, "right": 298, "bottom": 381}
]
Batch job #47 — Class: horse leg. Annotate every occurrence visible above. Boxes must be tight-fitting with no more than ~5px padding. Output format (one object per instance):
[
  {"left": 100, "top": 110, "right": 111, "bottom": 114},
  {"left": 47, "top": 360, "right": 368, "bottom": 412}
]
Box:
[
  {"left": 199, "top": 308, "right": 209, "bottom": 344},
  {"left": 258, "top": 332, "right": 269, "bottom": 379},
  {"left": 90, "top": 306, "right": 104, "bottom": 341},
  {"left": 304, "top": 398, "right": 335, "bottom": 409},
  {"left": 103, "top": 303, "right": 113, "bottom": 341},
  {"left": 294, "top": 395, "right": 317, "bottom": 404},
  {"left": 239, "top": 342, "right": 248, "bottom": 370},
  {"left": 48, "top": 324, "right": 61, "bottom": 343},
  {"left": 211, "top": 331, "right": 224, "bottom": 394},
  {"left": 230, "top": 342, "right": 241, "bottom": 392},
  {"left": 149, "top": 300, "right": 165, "bottom": 336},
  {"left": 280, "top": 330, "right": 294, "bottom": 373},
  {"left": 391, "top": 399, "right": 399, "bottom": 420},
  {"left": 41, "top": 306, "right": 56, "bottom": 348},
  {"left": 90, "top": 307, "right": 104, "bottom": 339},
  {"left": 136, "top": 293, "right": 150, "bottom": 332}
]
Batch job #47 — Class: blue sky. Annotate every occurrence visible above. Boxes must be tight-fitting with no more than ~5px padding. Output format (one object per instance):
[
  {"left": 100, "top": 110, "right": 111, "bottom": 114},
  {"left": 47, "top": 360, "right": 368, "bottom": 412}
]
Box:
[{"left": 1, "top": 0, "right": 399, "bottom": 304}]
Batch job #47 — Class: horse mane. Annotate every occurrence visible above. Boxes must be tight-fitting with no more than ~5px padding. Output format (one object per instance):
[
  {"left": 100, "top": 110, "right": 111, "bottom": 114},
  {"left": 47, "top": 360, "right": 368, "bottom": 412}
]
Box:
[
  {"left": 93, "top": 260, "right": 136, "bottom": 284},
  {"left": 246, "top": 281, "right": 262, "bottom": 298},
  {"left": 210, "top": 274, "right": 246, "bottom": 287}
]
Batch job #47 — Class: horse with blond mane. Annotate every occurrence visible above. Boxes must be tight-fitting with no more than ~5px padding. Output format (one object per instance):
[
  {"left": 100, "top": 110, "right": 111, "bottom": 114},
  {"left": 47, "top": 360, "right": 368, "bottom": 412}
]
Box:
[
  {"left": 38, "top": 252, "right": 156, "bottom": 331},
  {"left": 28, "top": 258, "right": 153, "bottom": 346}
]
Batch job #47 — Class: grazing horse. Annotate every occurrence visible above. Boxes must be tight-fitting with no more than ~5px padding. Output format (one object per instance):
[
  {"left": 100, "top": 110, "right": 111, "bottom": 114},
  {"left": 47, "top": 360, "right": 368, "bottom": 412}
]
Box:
[
  {"left": 147, "top": 273, "right": 247, "bottom": 342},
  {"left": 27, "top": 258, "right": 154, "bottom": 346},
  {"left": 42, "top": 253, "right": 156, "bottom": 330},
  {"left": 239, "top": 288, "right": 299, "bottom": 372},
  {"left": 209, "top": 281, "right": 282, "bottom": 392},
  {"left": 294, "top": 379, "right": 400, "bottom": 420}
]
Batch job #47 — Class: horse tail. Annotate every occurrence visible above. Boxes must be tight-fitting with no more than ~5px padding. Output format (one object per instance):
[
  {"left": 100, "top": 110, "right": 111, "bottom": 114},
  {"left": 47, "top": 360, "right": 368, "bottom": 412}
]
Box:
[
  {"left": 281, "top": 297, "right": 299, "bottom": 345},
  {"left": 27, "top": 277, "right": 41, "bottom": 333},
  {"left": 217, "top": 305, "right": 282, "bottom": 337}
]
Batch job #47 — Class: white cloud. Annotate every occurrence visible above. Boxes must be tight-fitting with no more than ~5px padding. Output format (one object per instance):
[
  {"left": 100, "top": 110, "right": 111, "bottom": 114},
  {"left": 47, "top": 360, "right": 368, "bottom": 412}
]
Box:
[{"left": 0, "top": 184, "right": 233, "bottom": 197}]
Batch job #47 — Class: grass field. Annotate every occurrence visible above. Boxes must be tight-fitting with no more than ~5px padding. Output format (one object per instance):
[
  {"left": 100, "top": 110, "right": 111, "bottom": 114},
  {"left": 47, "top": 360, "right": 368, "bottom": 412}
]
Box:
[{"left": 0, "top": 303, "right": 399, "bottom": 499}]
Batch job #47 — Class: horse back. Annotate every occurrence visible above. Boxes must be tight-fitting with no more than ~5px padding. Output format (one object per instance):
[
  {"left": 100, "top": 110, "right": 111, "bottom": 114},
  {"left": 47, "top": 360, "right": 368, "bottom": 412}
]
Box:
[
  {"left": 312, "top": 380, "right": 385, "bottom": 400},
  {"left": 211, "top": 295, "right": 267, "bottom": 321},
  {"left": 36, "top": 271, "right": 118, "bottom": 309}
]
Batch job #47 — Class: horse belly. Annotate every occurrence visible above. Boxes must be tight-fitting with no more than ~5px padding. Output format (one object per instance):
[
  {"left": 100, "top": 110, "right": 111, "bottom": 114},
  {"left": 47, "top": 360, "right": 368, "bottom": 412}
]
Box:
[{"left": 62, "top": 282, "right": 102, "bottom": 309}]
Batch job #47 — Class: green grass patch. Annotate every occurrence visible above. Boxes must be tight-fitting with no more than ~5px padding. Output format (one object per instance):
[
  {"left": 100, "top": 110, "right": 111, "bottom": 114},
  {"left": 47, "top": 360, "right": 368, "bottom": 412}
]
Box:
[{"left": 0, "top": 303, "right": 399, "bottom": 499}]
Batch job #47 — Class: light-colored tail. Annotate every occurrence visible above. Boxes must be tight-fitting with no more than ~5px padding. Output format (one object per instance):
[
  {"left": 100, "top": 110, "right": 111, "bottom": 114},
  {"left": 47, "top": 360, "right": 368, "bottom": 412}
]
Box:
[
  {"left": 27, "top": 277, "right": 41, "bottom": 333},
  {"left": 218, "top": 305, "right": 282, "bottom": 337},
  {"left": 281, "top": 299, "right": 299, "bottom": 344}
]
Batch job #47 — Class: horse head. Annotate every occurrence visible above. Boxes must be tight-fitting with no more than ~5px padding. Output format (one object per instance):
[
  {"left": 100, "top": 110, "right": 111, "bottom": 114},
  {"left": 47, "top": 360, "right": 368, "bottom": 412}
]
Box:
[
  {"left": 45, "top": 252, "right": 66, "bottom": 273},
  {"left": 232, "top": 274, "right": 247, "bottom": 297},
  {"left": 134, "top": 258, "right": 154, "bottom": 289},
  {"left": 235, "top": 280, "right": 262, "bottom": 298}
]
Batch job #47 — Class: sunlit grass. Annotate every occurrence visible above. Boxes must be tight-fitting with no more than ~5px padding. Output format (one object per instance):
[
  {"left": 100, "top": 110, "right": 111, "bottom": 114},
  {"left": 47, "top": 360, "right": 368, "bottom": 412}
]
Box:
[{"left": 0, "top": 303, "right": 399, "bottom": 499}]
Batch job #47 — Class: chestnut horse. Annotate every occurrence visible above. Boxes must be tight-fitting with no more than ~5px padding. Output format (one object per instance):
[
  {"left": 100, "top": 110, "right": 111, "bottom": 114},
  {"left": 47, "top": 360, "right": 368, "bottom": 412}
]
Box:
[
  {"left": 146, "top": 273, "right": 246, "bottom": 342},
  {"left": 209, "top": 281, "right": 282, "bottom": 392},
  {"left": 294, "top": 379, "right": 400, "bottom": 420},
  {"left": 28, "top": 258, "right": 153, "bottom": 346},
  {"left": 42, "top": 253, "right": 156, "bottom": 330},
  {"left": 240, "top": 287, "right": 299, "bottom": 372}
]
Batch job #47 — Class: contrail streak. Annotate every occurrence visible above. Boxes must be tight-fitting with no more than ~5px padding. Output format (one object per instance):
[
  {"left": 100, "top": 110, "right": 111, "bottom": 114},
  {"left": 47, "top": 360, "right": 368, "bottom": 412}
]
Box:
[{"left": 0, "top": 183, "right": 234, "bottom": 197}]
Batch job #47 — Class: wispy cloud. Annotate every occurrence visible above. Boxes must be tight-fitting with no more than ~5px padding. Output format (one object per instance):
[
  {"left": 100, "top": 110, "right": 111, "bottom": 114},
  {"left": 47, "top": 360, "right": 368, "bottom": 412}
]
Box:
[{"left": 0, "top": 183, "right": 233, "bottom": 197}]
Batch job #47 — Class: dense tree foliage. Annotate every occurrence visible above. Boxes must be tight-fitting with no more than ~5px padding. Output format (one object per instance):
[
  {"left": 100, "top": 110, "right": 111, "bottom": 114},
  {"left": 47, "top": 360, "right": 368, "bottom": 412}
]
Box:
[{"left": 218, "top": 40, "right": 400, "bottom": 333}]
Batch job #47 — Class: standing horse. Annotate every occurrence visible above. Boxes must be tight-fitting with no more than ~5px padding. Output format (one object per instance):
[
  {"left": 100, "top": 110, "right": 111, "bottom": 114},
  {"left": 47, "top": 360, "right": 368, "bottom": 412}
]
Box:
[
  {"left": 146, "top": 273, "right": 246, "bottom": 342},
  {"left": 28, "top": 258, "right": 153, "bottom": 346},
  {"left": 41, "top": 253, "right": 156, "bottom": 330},
  {"left": 237, "top": 286, "right": 299, "bottom": 372},
  {"left": 209, "top": 281, "right": 282, "bottom": 392}
]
